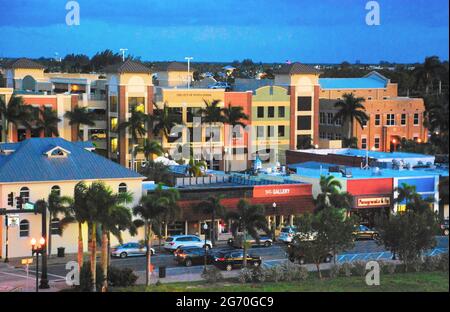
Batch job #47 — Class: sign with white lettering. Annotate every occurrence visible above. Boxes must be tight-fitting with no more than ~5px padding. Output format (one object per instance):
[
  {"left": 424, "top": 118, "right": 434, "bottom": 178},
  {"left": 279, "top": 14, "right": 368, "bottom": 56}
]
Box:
[
  {"left": 7, "top": 214, "right": 20, "bottom": 227},
  {"left": 253, "top": 184, "right": 310, "bottom": 198}
]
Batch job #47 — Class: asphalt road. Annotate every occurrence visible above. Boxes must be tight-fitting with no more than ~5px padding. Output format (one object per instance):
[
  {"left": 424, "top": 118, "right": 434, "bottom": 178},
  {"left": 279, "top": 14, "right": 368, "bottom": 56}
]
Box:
[{"left": 4, "top": 236, "right": 448, "bottom": 281}]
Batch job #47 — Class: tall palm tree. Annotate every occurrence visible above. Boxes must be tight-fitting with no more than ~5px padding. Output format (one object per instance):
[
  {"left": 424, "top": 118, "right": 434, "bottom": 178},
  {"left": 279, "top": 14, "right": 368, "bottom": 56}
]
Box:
[
  {"left": 315, "top": 175, "right": 343, "bottom": 211},
  {"left": 227, "top": 199, "right": 269, "bottom": 267},
  {"left": 394, "top": 183, "right": 418, "bottom": 208},
  {"left": 188, "top": 157, "right": 207, "bottom": 177},
  {"left": 414, "top": 56, "right": 446, "bottom": 95},
  {"left": 333, "top": 93, "right": 369, "bottom": 141},
  {"left": 141, "top": 139, "right": 164, "bottom": 162},
  {"left": 151, "top": 102, "right": 179, "bottom": 140},
  {"left": 35, "top": 107, "right": 61, "bottom": 137},
  {"left": 64, "top": 106, "right": 95, "bottom": 141},
  {"left": 194, "top": 195, "right": 226, "bottom": 246},
  {"left": 47, "top": 191, "right": 74, "bottom": 257},
  {"left": 197, "top": 99, "right": 226, "bottom": 170},
  {"left": 0, "top": 95, "right": 33, "bottom": 142},
  {"left": 133, "top": 185, "right": 178, "bottom": 286},
  {"left": 223, "top": 105, "right": 249, "bottom": 172}
]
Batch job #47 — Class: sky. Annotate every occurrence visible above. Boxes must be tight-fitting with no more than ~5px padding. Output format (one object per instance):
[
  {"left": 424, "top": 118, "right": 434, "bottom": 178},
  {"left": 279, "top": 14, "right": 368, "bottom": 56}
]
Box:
[{"left": 0, "top": 0, "right": 448, "bottom": 63}]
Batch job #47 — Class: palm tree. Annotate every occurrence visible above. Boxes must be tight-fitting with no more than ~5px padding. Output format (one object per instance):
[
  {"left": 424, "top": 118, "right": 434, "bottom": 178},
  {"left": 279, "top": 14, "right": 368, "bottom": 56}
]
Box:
[
  {"left": 151, "top": 102, "right": 178, "bottom": 140},
  {"left": 223, "top": 105, "right": 249, "bottom": 172},
  {"left": 188, "top": 157, "right": 207, "bottom": 177},
  {"left": 227, "top": 199, "right": 269, "bottom": 267},
  {"left": 35, "top": 107, "right": 61, "bottom": 137},
  {"left": 141, "top": 140, "right": 163, "bottom": 162},
  {"left": 414, "top": 56, "right": 446, "bottom": 95},
  {"left": 333, "top": 93, "right": 369, "bottom": 141},
  {"left": 133, "top": 185, "right": 178, "bottom": 286},
  {"left": 64, "top": 106, "right": 95, "bottom": 141},
  {"left": 0, "top": 95, "right": 33, "bottom": 142},
  {"left": 117, "top": 108, "right": 148, "bottom": 170},
  {"left": 47, "top": 191, "right": 74, "bottom": 257},
  {"left": 197, "top": 99, "right": 226, "bottom": 170},
  {"left": 394, "top": 183, "right": 418, "bottom": 208},
  {"left": 315, "top": 175, "right": 343, "bottom": 211},
  {"left": 194, "top": 195, "right": 226, "bottom": 246}
]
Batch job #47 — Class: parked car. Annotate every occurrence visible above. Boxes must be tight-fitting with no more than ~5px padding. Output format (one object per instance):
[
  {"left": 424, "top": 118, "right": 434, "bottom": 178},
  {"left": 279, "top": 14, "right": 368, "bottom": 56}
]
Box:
[
  {"left": 175, "top": 247, "right": 214, "bottom": 267},
  {"left": 91, "top": 132, "right": 106, "bottom": 140},
  {"left": 277, "top": 226, "right": 298, "bottom": 243},
  {"left": 111, "top": 242, "right": 155, "bottom": 258},
  {"left": 208, "top": 82, "right": 231, "bottom": 91},
  {"left": 213, "top": 249, "right": 262, "bottom": 271},
  {"left": 164, "top": 235, "right": 212, "bottom": 252},
  {"left": 352, "top": 224, "right": 379, "bottom": 240},
  {"left": 440, "top": 219, "right": 449, "bottom": 236},
  {"left": 286, "top": 237, "right": 333, "bottom": 265},
  {"left": 227, "top": 234, "right": 273, "bottom": 248},
  {"left": 173, "top": 245, "right": 202, "bottom": 258}
]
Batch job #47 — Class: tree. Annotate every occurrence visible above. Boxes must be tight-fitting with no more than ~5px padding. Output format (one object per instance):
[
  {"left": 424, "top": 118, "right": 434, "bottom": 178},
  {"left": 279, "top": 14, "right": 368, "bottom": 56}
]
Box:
[
  {"left": 35, "top": 107, "right": 61, "bottom": 137},
  {"left": 90, "top": 49, "right": 123, "bottom": 72},
  {"left": 194, "top": 195, "right": 226, "bottom": 246},
  {"left": 139, "top": 161, "right": 173, "bottom": 186},
  {"left": 0, "top": 95, "right": 33, "bottom": 142},
  {"left": 141, "top": 140, "right": 163, "bottom": 162},
  {"left": 227, "top": 199, "right": 269, "bottom": 267},
  {"left": 64, "top": 106, "right": 95, "bottom": 141},
  {"left": 333, "top": 93, "right": 369, "bottom": 140},
  {"left": 425, "top": 94, "right": 449, "bottom": 154},
  {"left": 151, "top": 103, "right": 178, "bottom": 140},
  {"left": 315, "top": 175, "right": 353, "bottom": 214},
  {"left": 188, "top": 157, "right": 207, "bottom": 177},
  {"left": 223, "top": 105, "right": 249, "bottom": 172},
  {"left": 197, "top": 100, "right": 226, "bottom": 170},
  {"left": 133, "top": 185, "right": 179, "bottom": 286},
  {"left": 414, "top": 56, "right": 446, "bottom": 95},
  {"left": 47, "top": 191, "right": 74, "bottom": 257}
]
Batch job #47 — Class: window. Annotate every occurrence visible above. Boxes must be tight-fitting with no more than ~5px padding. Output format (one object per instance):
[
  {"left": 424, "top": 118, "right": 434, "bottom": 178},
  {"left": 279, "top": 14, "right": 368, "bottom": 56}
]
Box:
[
  {"left": 168, "top": 108, "right": 182, "bottom": 123},
  {"left": 327, "top": 133, "right": 333, "bottom": 140},
  {"left": 110, "top": 138, "right": 118, "bottom": 154},
  {"left": 367, "top": 96, "right": 373, "bottom": 100},
  {"left": 335, "top": 117, "right": 342, "bottom": 126},
  {"left": 109, "top": 95, "right": 118, "bottom": 113},
  {"left": 319, "top": 112, "right": 326, "bottom": 125},
  {"left": 256, "top": 126, "right": 265, "bottom": 138},
  {"left": 51, "top": 218, "right": 61, "bottom": 235},
  {"left": 128, "top": 97, "right": 145, "bottom": 113},
  {"left": 20, "top": 220, "right": 30, "bottom": 237},
  {"left": 401, "top": 114, "right": 406, "bottom": 125},
  {"left": 297, "top": 116, "right": 312, "bottom": 131},
  {"left": 335, "top": 133, "right": 342, "bottom": 140},
  {"left": 414, "top": 113, "right": 419, "bottom": 125},
  {"left": 297, "top": 135, "right": 312, "bottom": 149},
  {"left": 374, "top": 137, "right": 380, "bottom": 149},
  {"left": 187, "top": 108, "right": 200, "bottom": 123},
  {"left": 386, "top": 114, "right": 395, "bottom": 126},
  {"left": 267, "top": 126, "right": 275, "bottom": 138},
  {"left": 320, "top": 132, "right": 326, "bottom": 139},
  {"left": 20, "top": 187, "right": 30, "bottom": 204},
  {"left": 278, "top": 126, "right": 285, "bottom": 137},
  {"left": 118, "top": 183, "right": 127, "bottom": 193},
  {"left": 361, "top": 137, "right": 367, "bottom": 149},
  {"left": 268, "top": 106, "right": 275, "bottom": 118},
  {"left": 327, "top": 113, "right": 333, "bottom": 125},
  {"left": 375, "top": 114, "right": 381, "bottom": 126},
  {"left": 297, "top": 97, "right": 312, "bottom": 111},
  {"left": 278, "top": 106, "right": 285, "bottom": 118},
  {"left": 110, "top": 117, "right": 118, "bottom": 132},
  {"left": 51, "top": 185, "right": 61, "bottom": 196},
  {"left": 257, "top": 107, "right": 264, "bottom": 118}
]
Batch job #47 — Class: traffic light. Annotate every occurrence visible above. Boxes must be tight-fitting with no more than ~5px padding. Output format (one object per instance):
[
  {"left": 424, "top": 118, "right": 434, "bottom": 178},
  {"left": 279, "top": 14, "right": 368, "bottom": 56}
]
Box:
[
  {"left": 7, "top": 192, "right": 14, "bottom": 207},
  {"left": 16, "top": 196, "right": 23, "bottom": 209}
]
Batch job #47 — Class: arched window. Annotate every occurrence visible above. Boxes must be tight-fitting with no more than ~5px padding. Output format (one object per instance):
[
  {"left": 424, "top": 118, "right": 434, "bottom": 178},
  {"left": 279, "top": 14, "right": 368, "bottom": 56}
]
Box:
[
  {"left": 20, "top": 220, "right": 30, "bottom": 237},
  {"left": 118, "top": 183, "right": 127, "bottom": 193},
  {"left": 51, "top": 185, "right": 61, "bottom": 196},
  {"left": 19, "top": 187, "right": 30, "bottom": 204},
  {"left": 50, "top": 218, "right": 61, "bottom": 235}
]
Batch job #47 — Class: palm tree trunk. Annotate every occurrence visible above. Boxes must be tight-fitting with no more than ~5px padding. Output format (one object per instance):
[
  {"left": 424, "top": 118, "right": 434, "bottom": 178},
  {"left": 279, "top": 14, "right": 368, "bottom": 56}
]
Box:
[
  {"left": 242, "top": 229, "right": 248, "bottom": 267},
  {"left": 101, "top": 228, "right": 108, "bottom": 292},
  {"left": 145, "top": 221, "right": 152, "bottom": 286},
  {"left": 77, "top": 222, "right": 83, "bottom": 271},
  {"left": 349, "top": 120, "right": 353, "bottom": 140},
  {"left": 1, "top": 119, "right": 8, "bottom": 143},
  {"left": 48, "top": 215, "right": 52, "bottom": 257},
  {"left": 210, "top": 123, "right": 213, "bottom": 171},
  {"left": 90, "top": 222, "right": 97, "bottom": 292},
  {"left": 211, "top": 211, "right": 216, "bottom": 246},
  {"left": 316, "top": 261, "right": 322, "bottom": 279},
  {"left": 107, "top": 233, "right": 111, "bottom": 269}
]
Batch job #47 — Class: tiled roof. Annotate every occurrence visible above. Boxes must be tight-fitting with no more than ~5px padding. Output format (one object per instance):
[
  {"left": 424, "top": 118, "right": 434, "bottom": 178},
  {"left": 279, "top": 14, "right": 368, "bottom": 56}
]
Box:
[
  {"left": 154, "top": 62, "right": 195, "bottom": 72},
  {"left": 102, "top": 59, "right": 152, "bottom": 74},
  {"left": 273, "top": 62, "right": 320, "bottom": 75},
  {"left": 0, "top": 138, "right": 144, "bottom": 183},
  {"left": 6, "top": 58, "right": 45, "bottom": 69}
]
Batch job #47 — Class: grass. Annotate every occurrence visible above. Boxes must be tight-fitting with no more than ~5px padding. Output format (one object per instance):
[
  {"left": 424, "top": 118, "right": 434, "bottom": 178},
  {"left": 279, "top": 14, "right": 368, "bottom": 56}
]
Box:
[{"left": 116, "top": 271, "right": 449, "bottom": 292}]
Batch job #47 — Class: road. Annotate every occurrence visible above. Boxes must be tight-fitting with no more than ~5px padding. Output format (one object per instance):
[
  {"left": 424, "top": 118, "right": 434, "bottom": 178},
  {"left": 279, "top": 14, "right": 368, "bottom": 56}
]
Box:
[{"left": 1, "top": 236, "right": 447, "bottom": 283}]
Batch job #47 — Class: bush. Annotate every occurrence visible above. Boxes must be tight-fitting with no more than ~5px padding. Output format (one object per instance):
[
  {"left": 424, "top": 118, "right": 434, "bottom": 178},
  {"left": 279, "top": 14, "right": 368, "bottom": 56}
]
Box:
[
  {"left": 380, "top": 261, "right": 396, "bottom": 275},
  {"left": 339, "top": 263, "right": 353, "bottom": 277},
  {"left": 264, "top": 266, "right": 284, "bottom": 283},
  {"left": 251, "top": 266, "right": 266, "bottom": 283},
  {"left": 238, "top": 267, "right": 253, "bottom": 284},
  {"left": 422, "top": 256, "right": 440, "bottom": 272},
  {"left": 201, "top": 266, "right": 223, "bottom": 284},
  {"left": 294, "top": 265, "right": 309, "bottom": 281},
  {"left": 327, "top": 265, "right": 340, "bottom": 279},
  {"left": 76, "top": 262, "right": 104, "bottom": 292},
  {"left": 108, "top": 266, "right": 138, "bottom": 287},
  {"left": 438, "top": 253, "right": 449, "bottom": 272},
  {"left": 351, "top": 261, "right": 367, "bottom": 277},
  {"left": 395, "top": 263, "right": 406, "bottom": 273}
]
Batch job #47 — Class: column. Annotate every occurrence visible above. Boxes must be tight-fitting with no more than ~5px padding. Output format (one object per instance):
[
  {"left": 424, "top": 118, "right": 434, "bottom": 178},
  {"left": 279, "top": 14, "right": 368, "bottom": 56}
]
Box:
[
  {"left": 164, "top": 223, "right": 168, "bottom": 238},
  {"left": 280, "top": 215, "right": 284, "bottom": 228},
  {"left": 267, "top": 216, "right": 271, "bottom": 230},
  {"left": 184, "top": 220, "right": 188, "bottom": 235},
  {"left": 289, "top": 215, "right": 294, "bottom": 226}
]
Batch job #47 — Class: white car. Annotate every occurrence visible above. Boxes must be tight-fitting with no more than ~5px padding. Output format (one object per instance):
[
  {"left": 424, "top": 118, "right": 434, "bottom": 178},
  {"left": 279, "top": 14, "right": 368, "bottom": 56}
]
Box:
[
  {"left": 164, "top": 235, "right": 212, "bottom": 252},
  {"left": 277, "top": 226, "right": 298, "bottom": 243},
  {"left": 110, "top": 242, "right": 155, "bottom": 258}
]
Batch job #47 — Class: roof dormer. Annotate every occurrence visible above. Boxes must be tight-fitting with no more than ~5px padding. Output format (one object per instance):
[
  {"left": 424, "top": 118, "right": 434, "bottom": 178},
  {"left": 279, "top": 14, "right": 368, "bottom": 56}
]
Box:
[{"left": 44, "top": 146, "right": 71, "bottom": 158}]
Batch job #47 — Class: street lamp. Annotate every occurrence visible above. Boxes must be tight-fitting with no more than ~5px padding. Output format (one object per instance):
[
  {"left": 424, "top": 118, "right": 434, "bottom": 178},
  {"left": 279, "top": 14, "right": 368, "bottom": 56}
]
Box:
[
  {"left": 203, "top": 222, "right": 208, "bottom": 273},
  {"left": 272, "top": 202, "right": 277, "bottom": 240},
  {"left": 31, "top": 237, "right": 45, "bottom": 292},
  {"left": 185, "top": 56, "right": 193, "bottom": 89}
]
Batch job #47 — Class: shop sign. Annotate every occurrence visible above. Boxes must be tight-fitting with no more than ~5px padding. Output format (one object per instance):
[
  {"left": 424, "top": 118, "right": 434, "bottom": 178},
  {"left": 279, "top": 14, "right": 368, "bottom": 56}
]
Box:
[
  {"left": 253, "top": 185, "right": 310, "bottom": 198},
  {"left": 356, "top": 196, "right": 391, "bottom": 208}
]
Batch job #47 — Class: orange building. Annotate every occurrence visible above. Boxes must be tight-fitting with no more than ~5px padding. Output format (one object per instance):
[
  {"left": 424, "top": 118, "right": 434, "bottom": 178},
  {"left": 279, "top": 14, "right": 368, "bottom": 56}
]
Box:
[{"left": 318, "top": 72, "right": 427, "bottom": 152}]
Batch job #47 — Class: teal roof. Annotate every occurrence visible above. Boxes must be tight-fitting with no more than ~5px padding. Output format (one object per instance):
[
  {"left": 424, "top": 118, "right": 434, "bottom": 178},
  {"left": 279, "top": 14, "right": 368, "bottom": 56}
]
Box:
[
  {"left": 0, "top": 138, "right": 144, "bottom": 183},
  {"left": 319, "top": 72, "right": 388, "bottom": 90}
]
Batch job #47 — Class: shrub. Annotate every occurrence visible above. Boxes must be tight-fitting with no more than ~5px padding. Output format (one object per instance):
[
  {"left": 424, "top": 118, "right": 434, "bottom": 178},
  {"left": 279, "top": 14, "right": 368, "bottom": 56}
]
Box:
[
  {"left": 327, "top": 265, "right": 340, "bottom": 279},
  {"left": 280, "top": 262, "right": 295, "bottom": 282},
  {"left": 76, "top": 262, "right": 104, "bottom": 292},
  {"left": 438, "top": 253, "right": 449, "bottom": 272},
  {"left": 339, "top": 263, "right": 353, "bottom": 277},
  {"left": 351, "top": 261, "right": 367, "bottom": 277},
  {"left": 408, "top": 259, "right": 423, "bottom": 273},
  {"left": 295, "top": 265, "right": 309, "bottom": 281},
  {"left": 238, "top": 267, "right": 253, "bottom": 284},
  {"left": 201, "top": 266, "right": 223, "bottom": 284},
  {"left": 422, "top": 256, "right": 440, "bottom": 272},
  {"left": 395, "top": 263, "right": 406, "bottom": 273},
  {"left": 380, "top": 261, "right": 396, "bottom": 275},
  {"left": 264, "top": 266, "right": 284, "bottom": 283},
  {"left": 108, "top": 266, "right": 138, "bottom": 287},
  {"left": 251, "top": 266, "right": 266, "bottom": 283}
]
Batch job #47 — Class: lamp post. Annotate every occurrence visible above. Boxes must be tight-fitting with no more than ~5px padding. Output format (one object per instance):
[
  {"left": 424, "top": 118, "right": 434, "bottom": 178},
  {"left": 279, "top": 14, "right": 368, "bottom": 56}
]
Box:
[
  {"left": 31, "top": 237, "right": 45, "bottom": 292},
  {"left": 4, "top": 215, "right": 9, "bottom": 263},
  {"left": 203, "top": 222, "right": 208, "bottom": 273},
  {"left": 272, "top": 202, "right": 277, "bottom": 241},
  {"left": 185, "top": 56, "right": 193, "bottom": 89}
]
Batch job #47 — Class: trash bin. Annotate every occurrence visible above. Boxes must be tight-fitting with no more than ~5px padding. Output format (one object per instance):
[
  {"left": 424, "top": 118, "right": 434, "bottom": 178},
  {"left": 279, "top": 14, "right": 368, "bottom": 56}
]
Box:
[
  {"left": 57, "top": 247, "right": 65, "bottom": 258},
  {"left": 159, "top": 266, "right": 166, "bottom": 278}
]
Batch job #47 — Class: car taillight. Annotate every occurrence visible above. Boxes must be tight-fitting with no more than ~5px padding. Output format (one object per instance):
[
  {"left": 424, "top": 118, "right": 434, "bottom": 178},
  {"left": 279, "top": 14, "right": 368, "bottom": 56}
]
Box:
[{"left": 216, "top": 257, "right": 225, "bottom": 261}]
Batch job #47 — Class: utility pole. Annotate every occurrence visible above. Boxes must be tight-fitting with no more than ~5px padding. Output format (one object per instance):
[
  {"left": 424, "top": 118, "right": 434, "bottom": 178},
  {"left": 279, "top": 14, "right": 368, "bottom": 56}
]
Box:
[
  {"left": 119, "top": 48, "right": 128, "bottom": 62},
  {"left": 185, "top": 57, "right": 193, "bottom": 89}
]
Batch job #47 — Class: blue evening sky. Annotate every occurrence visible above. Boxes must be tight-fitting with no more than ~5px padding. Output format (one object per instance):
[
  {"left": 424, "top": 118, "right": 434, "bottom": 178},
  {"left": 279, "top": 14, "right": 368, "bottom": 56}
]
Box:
[{"left": 0, "top": 0, "right": 448, "bottom": 63}]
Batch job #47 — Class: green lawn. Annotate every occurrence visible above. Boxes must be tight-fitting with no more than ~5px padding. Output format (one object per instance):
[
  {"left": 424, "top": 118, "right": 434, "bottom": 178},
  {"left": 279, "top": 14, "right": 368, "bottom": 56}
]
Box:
[{"left": 117, "top": 271, "right": 449, "bottom": 292}]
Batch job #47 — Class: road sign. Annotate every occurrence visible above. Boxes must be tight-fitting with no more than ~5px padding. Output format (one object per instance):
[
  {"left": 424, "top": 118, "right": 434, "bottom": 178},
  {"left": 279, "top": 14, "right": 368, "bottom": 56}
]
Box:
[
  {"left": 21, "top": 258, "right": 33, "bottom": 265},
  {"left": 7, "top": 214, "right": 19, "bottom": 227},
  {"left": 24, "top": 202, "right": 35, "bottom": 210}
]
